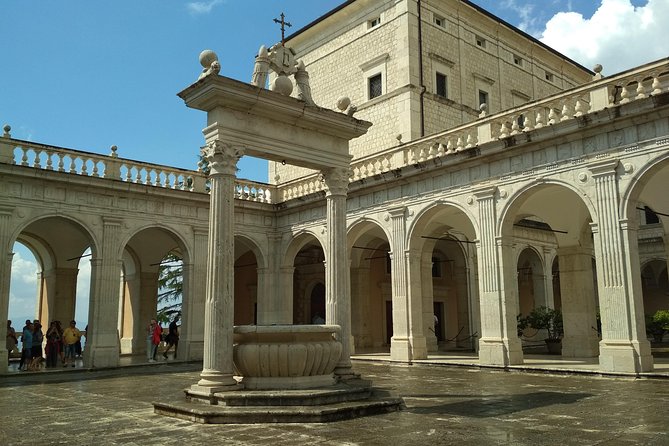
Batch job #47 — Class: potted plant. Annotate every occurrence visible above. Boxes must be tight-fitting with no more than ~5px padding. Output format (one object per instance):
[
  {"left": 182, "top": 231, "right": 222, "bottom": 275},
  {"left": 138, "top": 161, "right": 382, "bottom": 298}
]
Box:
[
  {"left": 646, "top": 310, "right": 669, "bottom": 343},
  {"left": 519, "top": 306, "right": 563, "bottom": 354}
]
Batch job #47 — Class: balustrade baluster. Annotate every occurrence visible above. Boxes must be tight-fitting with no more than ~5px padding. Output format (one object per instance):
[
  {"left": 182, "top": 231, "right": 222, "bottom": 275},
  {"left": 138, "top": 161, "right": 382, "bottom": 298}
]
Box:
[
  {"left": 651, "top": 76, "right": 663, "bottom": 95},
  {"left": 635, "top": 79, "right": 647, "bottom": 99},
  {"left": 33, "top": 149, "right": 42, "bottom": 169},
  {"left": 45, "top": 151, "right": 53, "bottom": 170},
  {"left": 80, "top": 158, "right": 88, "bottom": 176},
  {"left": 561, "top": 103, "right": 573, "bottom": 122},
  {"left": 620, "top": 84, "right": 632, "bottom": 104}
]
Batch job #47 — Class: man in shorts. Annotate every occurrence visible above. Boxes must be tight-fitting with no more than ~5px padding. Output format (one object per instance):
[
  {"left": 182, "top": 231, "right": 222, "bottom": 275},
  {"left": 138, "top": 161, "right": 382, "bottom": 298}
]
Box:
[{"left": 62, "top": 320, "right": 81, "bottom": 368}]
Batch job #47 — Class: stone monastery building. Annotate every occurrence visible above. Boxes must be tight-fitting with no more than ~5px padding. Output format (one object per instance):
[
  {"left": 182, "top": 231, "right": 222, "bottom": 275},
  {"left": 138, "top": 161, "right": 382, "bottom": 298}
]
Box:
[{"left": 1, "top": 0, "right": 669, "bottom": 376}]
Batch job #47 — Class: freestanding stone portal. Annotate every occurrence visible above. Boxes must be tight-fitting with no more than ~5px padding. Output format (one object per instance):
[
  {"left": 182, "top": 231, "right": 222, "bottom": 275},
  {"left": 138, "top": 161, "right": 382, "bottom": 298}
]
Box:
[{"left": 154, "top": 49, "right": 402, "bottom": 422}]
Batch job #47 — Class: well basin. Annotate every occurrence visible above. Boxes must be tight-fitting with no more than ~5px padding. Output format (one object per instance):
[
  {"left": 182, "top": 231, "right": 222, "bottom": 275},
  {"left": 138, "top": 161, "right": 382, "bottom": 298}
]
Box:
[{"left": 233, "top": 324, "right": 342, "bottom": 390}]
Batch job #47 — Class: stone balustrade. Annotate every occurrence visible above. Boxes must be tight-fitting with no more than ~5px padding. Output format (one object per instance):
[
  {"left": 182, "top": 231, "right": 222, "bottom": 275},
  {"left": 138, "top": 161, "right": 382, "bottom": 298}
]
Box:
[
  {"left": 0, "top": 131, "right": 275, "bottom": 202},
  {"left": 294, "top": 57, "right": 669, "bottom": 192},
  {"left": 3, "top": 58, "right": 667, "bottom": 202}
]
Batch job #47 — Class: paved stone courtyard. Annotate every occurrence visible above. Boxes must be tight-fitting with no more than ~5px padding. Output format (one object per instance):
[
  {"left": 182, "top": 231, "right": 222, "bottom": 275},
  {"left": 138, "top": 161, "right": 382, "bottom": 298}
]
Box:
[{"left": 1, "top": 361, "right": 668, "bottom": 445}]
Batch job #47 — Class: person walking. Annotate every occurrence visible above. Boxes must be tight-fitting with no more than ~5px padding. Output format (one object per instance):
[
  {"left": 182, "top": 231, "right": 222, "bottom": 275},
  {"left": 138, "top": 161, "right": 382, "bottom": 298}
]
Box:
[
  {"left": 45, "top": 321, "right": 62, "bottom": 368},
  {"left": 6, "top": 320, "right": 19, "bottom": 364},
  {"left": 62, "top": 320, "right": 81, "bottom": 368},
  {"left": 30, "top": 321, "right": 44, "bottom": 370},
  {"left": 162, "top": 315, "right": 179, "bottom": 360},
  {"left": 19, "top": 321, "right": 33, "bottom": 371},
  {"left": 147, "top": 319, "right": 161, "bottom": 362}
]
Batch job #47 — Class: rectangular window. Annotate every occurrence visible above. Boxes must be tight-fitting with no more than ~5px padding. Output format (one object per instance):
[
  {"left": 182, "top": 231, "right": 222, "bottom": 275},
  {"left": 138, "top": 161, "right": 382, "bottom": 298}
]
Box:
[
  {"left": 478, "top": 89, "right": 489, "bottom": 108},
  {"left": 436, "top": 72, "right": 448, "bottom": 98},
  {"left": 368, "top": 17, "right": 381, "bottom": 29},
  {"left": 545, "top": 71, "right": 554, "bottom": 82},
  {"left": 369, "top": 73, "right": 383, "bottom": 99},
  {"left": 475, "top": 35, "right": 486, "bottom": 48},
  {"left": 434, "top": 14, "right": 446, "bottom": 28},
  {"left": 513, "top": 54, "right": 523, "bottom": 66}
]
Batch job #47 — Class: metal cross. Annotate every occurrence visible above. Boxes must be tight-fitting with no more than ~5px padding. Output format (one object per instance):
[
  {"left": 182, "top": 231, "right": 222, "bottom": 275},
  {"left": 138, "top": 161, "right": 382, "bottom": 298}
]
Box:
[{"left": 273, "top": 12, "right": 292, "bottom": 45}]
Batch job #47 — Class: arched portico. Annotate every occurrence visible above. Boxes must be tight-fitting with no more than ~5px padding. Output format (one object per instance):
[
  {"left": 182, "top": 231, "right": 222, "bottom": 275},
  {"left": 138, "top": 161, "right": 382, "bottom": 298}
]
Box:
[
  {"left": 407, "top": 202, "right": 479, "bottom": 359},
  {"left": 500, "top": 181, "right": 599, "bottom": 363},
  {"left": 348, "top": 219, "right": 391, "bottom": 353},
  {"left": 620, "top": 153, "right": 669, "bottom": 371}
]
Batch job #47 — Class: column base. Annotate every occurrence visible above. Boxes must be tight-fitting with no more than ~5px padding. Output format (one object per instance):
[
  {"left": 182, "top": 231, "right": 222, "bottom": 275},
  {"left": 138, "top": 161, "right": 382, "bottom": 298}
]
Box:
[
  {"left": 478, "top": 337, "right": 523, "bottom": 366},
  {"left": 562, "top": 334, "right": 600, "bottom": 358},
  {"left": 188, "top": 373, "right": 242, "bottom": 399},
  {"left": 390, "top": 336, "right": 428, "bottom": 361},
  {"left": 86, "top": 346, "right": 120, "bottom": 368},
  {"left": 426, "top": 334, "right": 439, "bottom": 353},
  {"left": 599, "top": 339, "right": 654, "bottom": 373}
]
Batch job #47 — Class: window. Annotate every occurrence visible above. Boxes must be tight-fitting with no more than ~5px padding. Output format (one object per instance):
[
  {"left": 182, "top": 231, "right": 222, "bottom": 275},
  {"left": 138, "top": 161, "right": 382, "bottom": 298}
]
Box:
[
  {"left": 369, "top": 73, "right": 383, "bottom": 99},
  {"left": 435, "top": 72, "right": 448, "bottom": 98},
  {"left": 513, "top": 54, "right": 523, "bottom": 66},
  {"left": 478, "top": 89, "right": 489, "bottom": 108},
  {"left": 475, "top": 35, "right": 486, "bottom": 48},
  {"left": 434, "top": 14, "right": 446, "bottom": 28},
  {"left": 545, "top": 71, "right": 554, "bottom": 82},
  {"left": 644, "top": 206, "right": 660, "bottom": 224},
  {"left": 368, "top": 16, "right": 381, "bottom": 29}
]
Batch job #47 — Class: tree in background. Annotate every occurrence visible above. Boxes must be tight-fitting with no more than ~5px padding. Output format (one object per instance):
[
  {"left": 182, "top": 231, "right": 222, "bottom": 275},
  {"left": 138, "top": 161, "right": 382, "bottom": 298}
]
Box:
[{"left": 157, "top": 252, "right": 183, "bottom": 324}]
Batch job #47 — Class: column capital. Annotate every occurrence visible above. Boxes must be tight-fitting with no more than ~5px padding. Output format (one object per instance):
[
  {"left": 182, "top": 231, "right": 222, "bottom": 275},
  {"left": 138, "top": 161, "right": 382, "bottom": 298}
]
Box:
[
  {"left": 589, "top": 159, "right": 619, "bottom": 178},
  {"left": 0, "top": 206, "right": 14, "bottom": 216},
  {"left": 473, "top": 186, "right": 498, "bottom": 200},
  {"left": 202, "top": 140, "right": 244, "bottom": 176},
  {"left": 102, "top": 216, "right": 123, "bottom": 227},
  {"left": 386, "top": 206, "right": 406, "bottom": 220},
  {"left": 192, "top": 226, "right": 209, "bottom": 237},
  {"left": 321, "top": 167, "right": 350, "bottom": 196}
]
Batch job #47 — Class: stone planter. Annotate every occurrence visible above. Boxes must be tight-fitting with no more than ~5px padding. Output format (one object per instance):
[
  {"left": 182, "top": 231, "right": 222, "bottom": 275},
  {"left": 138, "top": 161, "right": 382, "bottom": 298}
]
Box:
[
  {"left": 545, "top": 339, "right": 562, "bottom": 355},
  {"left": 233, "top": 324, "right": 342, "bottom": 390}
]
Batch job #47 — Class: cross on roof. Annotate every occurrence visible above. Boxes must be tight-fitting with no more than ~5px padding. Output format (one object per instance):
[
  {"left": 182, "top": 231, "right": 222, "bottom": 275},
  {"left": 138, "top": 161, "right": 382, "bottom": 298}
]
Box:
[{"left": 273, "top": 12, "right": 292, "bottom": 45}]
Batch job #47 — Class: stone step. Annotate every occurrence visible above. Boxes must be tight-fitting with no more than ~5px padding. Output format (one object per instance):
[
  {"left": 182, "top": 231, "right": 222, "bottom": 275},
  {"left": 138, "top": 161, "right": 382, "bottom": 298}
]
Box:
[
  {"left": 154, "top": 397, "right": 405, "bottom": 424},
  {"left": 209, "top": 384, "right": 374, "bottom": 407}
]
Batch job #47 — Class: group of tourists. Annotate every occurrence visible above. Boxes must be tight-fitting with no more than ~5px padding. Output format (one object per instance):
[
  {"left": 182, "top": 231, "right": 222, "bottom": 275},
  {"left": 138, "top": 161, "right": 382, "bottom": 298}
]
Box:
[
  {"left": 6, "top": 319, "right": 82, "bottom": 371},
  {"left": 147, "top": 315, "right": 179, "bottom": 362}
]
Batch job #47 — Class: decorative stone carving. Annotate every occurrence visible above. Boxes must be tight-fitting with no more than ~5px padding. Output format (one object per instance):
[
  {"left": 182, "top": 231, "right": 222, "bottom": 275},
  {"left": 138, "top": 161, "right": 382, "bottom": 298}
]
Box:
[
  {"left": 295, "top": 60, "right": 315, "bottom": 105},
  {"left": 251, "top": 45, "right": 270, "bottom": 88},
  {"left": 202, "top": 141, "right": 244, "bottom": 176},
  {"left": 198, "top": 50, "right": 221, "bottom": 80}
]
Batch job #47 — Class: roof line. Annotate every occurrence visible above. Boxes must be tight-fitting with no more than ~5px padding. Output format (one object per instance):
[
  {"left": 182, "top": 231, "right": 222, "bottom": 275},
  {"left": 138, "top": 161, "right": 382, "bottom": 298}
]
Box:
[{"left": 284, "top": 0, "right": 593, "bottom": 75}]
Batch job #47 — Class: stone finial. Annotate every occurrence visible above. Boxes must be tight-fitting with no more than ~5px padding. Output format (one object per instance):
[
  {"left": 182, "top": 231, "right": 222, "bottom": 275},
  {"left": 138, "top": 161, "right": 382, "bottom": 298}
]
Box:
[
  {"left": 593, "top": 64, "right": 604, "bottom": 80},
  {"left": 270, "top": 74, "right": 293, "bottom": 95},
  {"left": 109, "top": 145, "right": 118, "bottom": 158},
  {"left": 251, "top": 45, "right": 271, "bottom": 87},
  {"left": 2, "top": 124, "right": 10, "bottom": 137},
  {"left": 294, "top": 60, "right": 315, "bottom": 105},
  {"left": 336, "top": 97, "right": 351, "bottom": 111},
  {"left": 478, "top": 103, "right": 488, "bottom": 118},
  {"left": 198, "top": 50, "right": 221, "bottom": 80}
]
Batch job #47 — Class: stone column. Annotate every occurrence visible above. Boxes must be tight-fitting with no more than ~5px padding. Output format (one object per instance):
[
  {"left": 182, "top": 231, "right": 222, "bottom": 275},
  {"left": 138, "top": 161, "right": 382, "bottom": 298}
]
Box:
[
  {"left": 557, "top": 246, "right": 599, "bottom": 357},
  {"left": 190, "top": 140, "right": 243, "bottom": 395},
  {"left": 590, "top": 160, "right": 652, "bottom": 372},
  {"left": 181, "top": 227, "right": 208, "bottom": 361},
  {"left": 350, "top": 265, "right": 371, "bottom": 349},
  {"left": 322, "top": 167, "right": 355, "bottom": 378},
  {"left": 119, "top": 273, "right": 139, "bottom": 354},
  {"left": 257, "top": 233, "right": 292, "bottom": 325},
  {"left": 136, "top": 271, "right": 159, "bottom": 355},
  {"left": 0, "top": 207, "right": 14, "bottom": 364},
  {"left": 387, "top": 207, "right": 427, "bottom": 361},
  {"left": 40, "top": 268, "right": 78, "bottom": 324},
  {"left": 542, "top": 248, "right": 556, "bottom": 308},
  {"left": 85, "top": 217, "right": 122, "bottom": 368},
  {"left": 421, "top": 251, "right": 438, "bottom": 352},
  {"left": 475, "top": 188, "right": 523, "bottom": 365},
  {"left": 405, "top": 248, "right": 427, "bottom": 359}
]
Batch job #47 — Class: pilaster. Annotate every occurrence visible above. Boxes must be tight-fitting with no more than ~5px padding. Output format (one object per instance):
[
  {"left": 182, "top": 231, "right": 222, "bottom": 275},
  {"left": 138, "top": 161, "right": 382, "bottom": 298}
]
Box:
[
  {"left": 590, "top": 160, "right": 653, "bottom": 372},
  {"left": 85, "top": 217, "right": 123, "bottom": 368},
  {"left": 421, "top": 251, "right": 438, "bottom": 352},
  {"left": 557, "top": 246, "right": 599, "bottom": 357},
  {"left": 181, "top": 227, "right": 208, "bottom": 361},
  {"left": 0, "top": 206, "right": 14, "bottom": 364},
  {"left": 474, "top": 187, "right": 523, "bottom": 366}
]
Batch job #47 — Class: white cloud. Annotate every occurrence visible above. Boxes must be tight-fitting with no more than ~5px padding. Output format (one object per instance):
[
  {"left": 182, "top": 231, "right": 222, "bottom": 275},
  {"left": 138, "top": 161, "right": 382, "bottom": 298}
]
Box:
[
  {"left": 11, "top": 251, "right": 38, "bottom": 285},
  {"left": 540, "top": 0, "right": 669, "bottom": 74},
  {"left": 9, "top": 251, "right": 39, "bottom": 322},
  {"left": 502, "top": 0, "right": 541, "bottom": 34},
  {"left": 187, "top": 0, "right": 225, "bottom": 15},
  {"left": 75, "top": 251, "right": 92, "bottom": 326}
]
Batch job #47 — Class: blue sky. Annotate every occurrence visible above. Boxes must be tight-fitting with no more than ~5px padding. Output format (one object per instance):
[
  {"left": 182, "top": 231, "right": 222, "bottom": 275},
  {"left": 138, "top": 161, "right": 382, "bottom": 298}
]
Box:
[{"left": 4, "top": 0, "right": 668, "bottom": 328}]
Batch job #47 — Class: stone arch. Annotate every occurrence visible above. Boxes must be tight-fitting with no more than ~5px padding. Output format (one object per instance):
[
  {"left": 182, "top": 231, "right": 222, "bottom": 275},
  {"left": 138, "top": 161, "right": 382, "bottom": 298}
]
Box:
[
  {"left": 499, "top": 179, "right": 599, "bottom": 359},
  {"left": 9, "top": 213, "right": 99, "bottom": 329},
  {"left": 347, "top": 218, "right": 392, "bottom": 351},
  {"left": 234, "top": 234, "right": 265, "bottom": 325},
  {"left": 406, "top": 201, "right": 479, "bottom": 353},
  {"left": 516, "top": 246, "right": 547, "bottom": 317},
  {"left": 120, "top": 222, "right": 192, "bottom": 265},
  {"left": 621, "top": 151, "right": 669, "bottom": 223},
  {"left": 235, "top": 233, "right": 267, "bottom": 270},
  {"left": 284, "top": 231, "right": 326, "bottom": 325}
]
